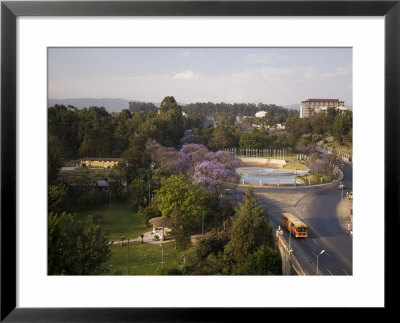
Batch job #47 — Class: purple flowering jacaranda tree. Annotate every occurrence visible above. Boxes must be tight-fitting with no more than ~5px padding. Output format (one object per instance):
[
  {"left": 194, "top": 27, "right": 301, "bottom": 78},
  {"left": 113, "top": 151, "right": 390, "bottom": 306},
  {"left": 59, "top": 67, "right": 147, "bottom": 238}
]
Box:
[{"left": 193, "top": 160, "right": 240, "bottom": 192}]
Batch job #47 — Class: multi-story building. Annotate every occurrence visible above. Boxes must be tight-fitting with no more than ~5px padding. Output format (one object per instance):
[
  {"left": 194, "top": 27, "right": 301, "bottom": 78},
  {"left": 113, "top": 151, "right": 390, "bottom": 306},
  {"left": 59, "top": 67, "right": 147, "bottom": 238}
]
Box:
[{"left": 300, "top": 99, "right": 347, "bottom": 118}]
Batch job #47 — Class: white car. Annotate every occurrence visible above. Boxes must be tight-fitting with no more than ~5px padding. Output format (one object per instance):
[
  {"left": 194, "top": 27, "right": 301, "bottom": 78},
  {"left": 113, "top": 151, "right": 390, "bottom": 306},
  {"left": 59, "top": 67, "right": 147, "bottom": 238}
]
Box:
[{"left": 338, "top": 184, "right": 345, "bottom": 190}]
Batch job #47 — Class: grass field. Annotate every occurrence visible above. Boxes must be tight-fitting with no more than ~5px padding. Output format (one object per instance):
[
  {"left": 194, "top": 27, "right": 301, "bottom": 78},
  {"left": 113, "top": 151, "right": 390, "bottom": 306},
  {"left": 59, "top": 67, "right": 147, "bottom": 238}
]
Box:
[
  {"left": 76, "top": 202, "right": 149, "bottom": 241},
  {"left": 107, "top": 241, "right": 185, "bottom": 275},
  {"left": 75, "top": 202, "right": 188, "bottom": 275},
  {"left": 325, "top": 141, "right": 353, "bottom": 154},
  {"left": 283, "top": 162, "right": 308, "bottom": 170}
]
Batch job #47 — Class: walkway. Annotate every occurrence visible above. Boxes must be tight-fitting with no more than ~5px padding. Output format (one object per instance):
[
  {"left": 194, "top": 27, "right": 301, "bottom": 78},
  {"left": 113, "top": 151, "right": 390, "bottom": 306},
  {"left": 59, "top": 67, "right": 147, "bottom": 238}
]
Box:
[
  {"left": 337, "top": 196, "right": 353, "bottom": 236},
  {"left": 110, "top": 231, "right": 171, "bottom": 245}
]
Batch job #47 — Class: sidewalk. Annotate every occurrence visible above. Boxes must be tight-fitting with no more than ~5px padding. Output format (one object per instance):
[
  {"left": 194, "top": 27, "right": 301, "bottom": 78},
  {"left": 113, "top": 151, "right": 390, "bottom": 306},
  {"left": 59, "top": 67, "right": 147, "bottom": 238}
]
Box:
[
  {"left": 337, "top": 196, "right": 353, "bottom": 236},
  {"left": 110, "top": 231, "right": 171, "bottom": 245}
]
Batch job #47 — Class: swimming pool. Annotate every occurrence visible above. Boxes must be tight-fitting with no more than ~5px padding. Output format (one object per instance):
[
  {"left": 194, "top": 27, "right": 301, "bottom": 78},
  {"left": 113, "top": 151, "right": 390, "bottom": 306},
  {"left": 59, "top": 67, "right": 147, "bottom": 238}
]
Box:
[{"left": 236, "top": 167, "right": 309, "bottom": 185}]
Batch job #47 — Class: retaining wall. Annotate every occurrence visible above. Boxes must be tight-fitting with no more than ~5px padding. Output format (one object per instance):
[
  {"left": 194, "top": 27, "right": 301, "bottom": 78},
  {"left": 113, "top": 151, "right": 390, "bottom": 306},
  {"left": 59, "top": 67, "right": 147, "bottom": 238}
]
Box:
[{"left": 276, "top": 231, "right": 306, "bottom": 276}]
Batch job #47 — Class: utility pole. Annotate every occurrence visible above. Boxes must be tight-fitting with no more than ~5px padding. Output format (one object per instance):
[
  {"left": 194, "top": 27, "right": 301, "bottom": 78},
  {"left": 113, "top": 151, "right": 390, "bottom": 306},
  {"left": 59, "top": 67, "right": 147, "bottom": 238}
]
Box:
[
  {"left": 127, "top": 239, "right": 130, "bottom": 275},
  {"left": 201, "top": 214, "right": 204, "bottom": 238},
  {"left": 148, "top": 179, "right": 151, "bottom": 206}
]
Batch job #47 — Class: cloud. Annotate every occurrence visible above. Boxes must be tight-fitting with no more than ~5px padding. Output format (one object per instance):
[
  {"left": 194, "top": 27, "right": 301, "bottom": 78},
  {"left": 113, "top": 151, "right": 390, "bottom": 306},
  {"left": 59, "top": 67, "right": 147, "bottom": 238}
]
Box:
[
  {"left": 321, "top": 66, "right": 352, "bottom": 78},
  {"left": 245, "top": 53, "right": 290, "bottom": 64},
  {"left": 179, "top": 51, "right": 191, "bottom": 57},
  {"left": 171, "top": 70, "right": 199, "bottom": 80}
]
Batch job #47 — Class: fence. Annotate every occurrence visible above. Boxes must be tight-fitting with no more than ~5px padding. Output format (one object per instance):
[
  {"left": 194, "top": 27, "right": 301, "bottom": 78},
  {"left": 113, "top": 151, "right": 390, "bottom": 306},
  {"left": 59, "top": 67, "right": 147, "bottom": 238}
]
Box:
[{"left": 225, "top": 147, "right": 307, "bottom": 161}]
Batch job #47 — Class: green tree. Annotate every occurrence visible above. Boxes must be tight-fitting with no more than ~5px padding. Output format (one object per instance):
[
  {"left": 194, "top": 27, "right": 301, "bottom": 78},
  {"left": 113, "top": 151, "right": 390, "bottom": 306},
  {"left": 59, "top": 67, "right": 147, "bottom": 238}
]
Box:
[
  {"left": 334, "top": 111, "right": 352, "bottom": 144},
  {"left": 225, "top": 186, "right": 273, "bottom": 264},
  {"left": 234, "top": 245, "right": 282, "bottom": 275},
  {"left": 48, "top": 134, "right": 64, "bottom": 184},
  {"left": 48, "top": 105, "right": 80, "bottom": 159},
  {"left": 196, "top": 231, "right": 228, "bottom": 259},
  {"left": 159, "top": 96, "right": 179, "bottom": 113},
  {"left": 156, "top": 175, "right": 215, "bottom": 249},
  {"left": 48, "top": 212, "right": 111, "bottom": 275},
  {"left": 137, "top": 202, "right": 161, "bottom": 226},
  {"left": 112, "top": 109, "right": 133, "bottom": 156},
  {"left": 208, "top": 126, "right": 239, "bottom": 151},
  {"left": 130, "top": 177, "right": 150, "bottom": 210},
  {"left": 48, "top": 183, "right": 69, "bottom": 214},
  {"left": 77, "top": 107, "right": 114, "bottom": 157},
  {"left": 122, "top": 133, "right": 151, "bottom": 172},
  {"left": 239, "top": 133, "right": 264, "bottom": 149}
]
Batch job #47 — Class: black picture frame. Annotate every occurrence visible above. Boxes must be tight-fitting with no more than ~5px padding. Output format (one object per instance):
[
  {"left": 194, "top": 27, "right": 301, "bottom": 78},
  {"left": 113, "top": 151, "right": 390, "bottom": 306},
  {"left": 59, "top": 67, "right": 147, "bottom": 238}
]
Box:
[{"left": 1, "top": 0, "right": 398, "bottom": 321}]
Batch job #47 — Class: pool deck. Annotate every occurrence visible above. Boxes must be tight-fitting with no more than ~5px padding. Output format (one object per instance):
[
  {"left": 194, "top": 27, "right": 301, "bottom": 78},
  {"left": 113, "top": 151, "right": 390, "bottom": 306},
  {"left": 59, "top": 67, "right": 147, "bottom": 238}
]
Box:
[{"left": 239, "top": 158, "right": 286, "bottom": 168}]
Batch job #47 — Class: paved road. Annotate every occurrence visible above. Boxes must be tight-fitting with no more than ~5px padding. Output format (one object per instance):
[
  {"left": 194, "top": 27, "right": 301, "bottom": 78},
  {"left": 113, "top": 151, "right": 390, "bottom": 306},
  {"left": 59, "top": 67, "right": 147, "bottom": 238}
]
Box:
[{"left": 235, "top": 162, "right": 353, "bottom": 275}]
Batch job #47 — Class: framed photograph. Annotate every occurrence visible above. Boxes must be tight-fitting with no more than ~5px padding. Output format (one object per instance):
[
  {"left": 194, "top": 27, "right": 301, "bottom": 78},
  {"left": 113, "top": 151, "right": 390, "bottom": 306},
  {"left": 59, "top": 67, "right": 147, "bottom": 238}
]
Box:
[{"left": 2, "top": 0, "right": 398, "bottom": 321}]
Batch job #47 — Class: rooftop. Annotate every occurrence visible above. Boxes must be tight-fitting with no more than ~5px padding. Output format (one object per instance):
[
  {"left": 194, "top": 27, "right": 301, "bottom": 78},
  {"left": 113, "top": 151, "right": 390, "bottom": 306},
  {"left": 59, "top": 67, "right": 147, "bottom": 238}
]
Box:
[
  {"left": 149, "top": 216, "right": 171, "bottom": 228},
  {"left": 79, "top": 157, "right": 122, "bottom": 161},
  {"left": 303, "top": 99, "right": 341, "bottom": 102}
]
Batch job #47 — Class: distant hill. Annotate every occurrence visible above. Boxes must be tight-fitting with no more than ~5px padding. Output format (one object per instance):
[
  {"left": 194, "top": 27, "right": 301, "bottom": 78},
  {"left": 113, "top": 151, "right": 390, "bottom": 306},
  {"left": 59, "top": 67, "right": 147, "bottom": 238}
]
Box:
[
  {"left": 48, "top": 98, "right": 188, "bottom": 113},
  {"left": 48, "top": 98, "right": 132, "bottom": 113},
  {"left": 283, "top": 104, "right": 300, "bottom": 111}
]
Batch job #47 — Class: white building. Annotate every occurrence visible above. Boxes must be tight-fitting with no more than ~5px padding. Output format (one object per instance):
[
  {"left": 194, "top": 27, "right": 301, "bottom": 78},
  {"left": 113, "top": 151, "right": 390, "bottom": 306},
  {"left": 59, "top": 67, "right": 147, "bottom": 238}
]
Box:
[
  {"left": 255, "top": 111, "right": 267, "bottom": 118},
  {"left": 276, "top": 124, "right": 286, "bottom": 129}
]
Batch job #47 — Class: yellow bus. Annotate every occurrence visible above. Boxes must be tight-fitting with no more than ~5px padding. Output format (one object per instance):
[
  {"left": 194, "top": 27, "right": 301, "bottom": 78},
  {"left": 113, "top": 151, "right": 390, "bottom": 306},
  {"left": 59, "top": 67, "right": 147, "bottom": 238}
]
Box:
[{"left": 281, "top": 213, "right": 308, "bottom": 238}]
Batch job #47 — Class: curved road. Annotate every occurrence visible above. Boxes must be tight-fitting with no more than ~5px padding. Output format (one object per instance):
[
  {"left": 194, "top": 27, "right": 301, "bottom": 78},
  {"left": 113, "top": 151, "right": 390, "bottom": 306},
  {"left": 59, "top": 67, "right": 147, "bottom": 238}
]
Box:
[{"left": 237, "top": 162, "right": 353, "bottom": 275}]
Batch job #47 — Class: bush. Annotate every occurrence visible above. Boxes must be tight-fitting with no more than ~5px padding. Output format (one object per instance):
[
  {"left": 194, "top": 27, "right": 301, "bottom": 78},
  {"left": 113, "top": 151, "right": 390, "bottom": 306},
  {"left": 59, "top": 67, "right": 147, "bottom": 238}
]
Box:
[
  {"left": 233, "top": 245, "right": 282, "bottom": 275},
  {"left": 196, "top": 232, "right": 228, "bottom": 259},
  {"left": 155, "top": 264, "right": 183, "bottom": 275},
  {"left": 137, "top": 202, "right": 161, "bottom": 226},
  {"left": 91, "top": 213, "right": 103, "bottom": 223}
]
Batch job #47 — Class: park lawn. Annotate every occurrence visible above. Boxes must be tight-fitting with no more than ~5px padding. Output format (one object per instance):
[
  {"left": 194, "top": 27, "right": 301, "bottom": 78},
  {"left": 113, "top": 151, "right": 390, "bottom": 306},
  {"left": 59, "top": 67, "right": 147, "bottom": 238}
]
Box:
[
  {"left": 283, "top": 163, "right": 308, "bottom": 170},
  {"left": 107, "top": 241, "right": 185, "bottom": 275},
  {"left": 75, "top": 202, "right": 149, "bottom": 241},
  {"left": 298, "top": 173, "right": 336, "bottom": 185}
]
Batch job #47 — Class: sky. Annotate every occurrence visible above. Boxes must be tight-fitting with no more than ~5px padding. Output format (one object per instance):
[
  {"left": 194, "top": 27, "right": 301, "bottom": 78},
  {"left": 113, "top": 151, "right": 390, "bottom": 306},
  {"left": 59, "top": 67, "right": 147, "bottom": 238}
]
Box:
[{"left": 48, "top": 47, "right": 352, "bottom": 106}]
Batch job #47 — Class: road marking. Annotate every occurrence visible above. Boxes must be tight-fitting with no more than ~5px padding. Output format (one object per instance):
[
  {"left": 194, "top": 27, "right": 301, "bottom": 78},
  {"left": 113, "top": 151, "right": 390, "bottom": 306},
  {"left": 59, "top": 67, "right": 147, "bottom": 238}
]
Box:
[
  {"left": 325, "top": 252, "right": 331, "bottom": 258},
  {"left": 326, "top": 268, "right": 333, "bottom": 275},
  {"left": 312, "top": 238, "right": 318, "bottom": 245},
  {"left": 342, "top": 269, "right": 350, "bottom": 275}
]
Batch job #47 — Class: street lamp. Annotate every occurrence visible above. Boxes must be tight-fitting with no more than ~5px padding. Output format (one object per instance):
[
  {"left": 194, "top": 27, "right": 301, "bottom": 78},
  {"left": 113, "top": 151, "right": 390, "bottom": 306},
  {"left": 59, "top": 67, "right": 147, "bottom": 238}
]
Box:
[
  {"left": 316, "top": 249, "right": 325, "bottom": 275},
  {"left": 148, "top": 179, "right": 151, "bottom": 206},
  {"left": 127, "top": 239, "right": 130, "bottom": 275}
]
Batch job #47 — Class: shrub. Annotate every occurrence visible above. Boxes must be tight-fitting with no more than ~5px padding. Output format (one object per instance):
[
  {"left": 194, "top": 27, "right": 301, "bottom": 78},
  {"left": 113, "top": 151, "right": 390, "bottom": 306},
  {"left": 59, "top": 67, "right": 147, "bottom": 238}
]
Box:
[
  {"left": 91, "top": 213, "right": 103, "bottom": 223},
  {"left": 155, "top": 264, "right": 182, "bottom": 275}
]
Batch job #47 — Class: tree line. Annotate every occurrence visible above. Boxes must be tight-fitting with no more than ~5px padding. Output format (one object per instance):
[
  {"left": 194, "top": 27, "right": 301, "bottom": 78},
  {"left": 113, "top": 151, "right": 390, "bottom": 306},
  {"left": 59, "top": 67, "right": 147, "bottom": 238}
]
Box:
[{"left": 48, "top": 96, "right": 282, "bottom": 275}]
